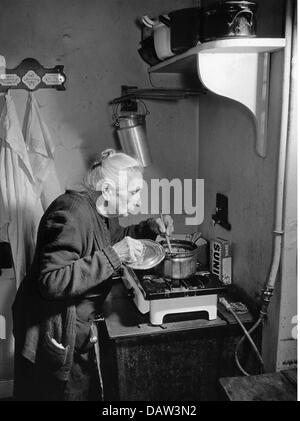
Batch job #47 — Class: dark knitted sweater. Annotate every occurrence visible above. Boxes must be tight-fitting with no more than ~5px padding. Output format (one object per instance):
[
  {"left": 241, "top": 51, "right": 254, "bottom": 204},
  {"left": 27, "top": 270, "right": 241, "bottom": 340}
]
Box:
[{"left": 12, "top": 189, "right": 157, "bottom": 381}]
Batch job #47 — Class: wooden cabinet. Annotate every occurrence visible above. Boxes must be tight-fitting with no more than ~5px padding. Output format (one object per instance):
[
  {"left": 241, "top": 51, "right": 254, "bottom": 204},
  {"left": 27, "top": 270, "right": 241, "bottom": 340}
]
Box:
[{"left": 100, "top": 281, "right": 260, "bottom": 401}]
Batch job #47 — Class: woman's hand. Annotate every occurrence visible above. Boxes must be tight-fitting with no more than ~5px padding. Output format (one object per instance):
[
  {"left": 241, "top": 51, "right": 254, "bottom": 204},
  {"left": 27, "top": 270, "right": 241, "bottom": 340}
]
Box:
[
  {"left": 154, "top": 215, "right": 174, "bottom": 236},
  {"left": 113, "top": 236, "right": 145, "bottom": 264}
]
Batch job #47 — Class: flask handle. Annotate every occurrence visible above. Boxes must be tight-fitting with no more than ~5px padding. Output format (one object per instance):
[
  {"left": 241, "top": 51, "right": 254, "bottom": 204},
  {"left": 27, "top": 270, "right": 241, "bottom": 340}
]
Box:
[{"left": 112, "top": 99, "right": 150, "bottom": 126}]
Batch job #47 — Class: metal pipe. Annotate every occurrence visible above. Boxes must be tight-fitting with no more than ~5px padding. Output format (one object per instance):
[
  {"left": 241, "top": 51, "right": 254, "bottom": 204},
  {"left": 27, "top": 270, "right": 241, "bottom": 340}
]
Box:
[
  {"left": 232, "top": 0, "right": 294, "bottom": 376},
  {"left": 261, "top": 0, "right": 293, "bottom": 299}
]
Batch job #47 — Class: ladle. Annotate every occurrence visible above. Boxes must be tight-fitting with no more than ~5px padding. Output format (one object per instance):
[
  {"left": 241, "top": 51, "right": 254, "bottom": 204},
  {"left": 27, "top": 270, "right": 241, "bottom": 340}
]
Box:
[{"left": 161, "top": 214, "right": 173, "bottom": 254}]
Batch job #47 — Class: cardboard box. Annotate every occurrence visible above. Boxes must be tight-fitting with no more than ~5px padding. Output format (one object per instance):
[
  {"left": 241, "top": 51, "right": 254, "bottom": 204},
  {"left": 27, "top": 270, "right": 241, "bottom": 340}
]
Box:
[{"left": 210, "top": 238, "right": 232, "bottom": 284}]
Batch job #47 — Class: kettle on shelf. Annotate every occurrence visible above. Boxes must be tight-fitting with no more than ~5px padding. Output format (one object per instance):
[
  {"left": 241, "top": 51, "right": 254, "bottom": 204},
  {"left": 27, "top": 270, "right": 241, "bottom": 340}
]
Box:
[{"left": 141, "top": 15, "right": 174, "bottom": 60}]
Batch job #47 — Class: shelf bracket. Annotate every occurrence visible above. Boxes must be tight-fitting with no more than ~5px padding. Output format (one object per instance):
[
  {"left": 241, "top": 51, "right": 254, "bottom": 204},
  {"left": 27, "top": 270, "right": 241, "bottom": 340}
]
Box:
[
  {"left": 197, "top": 52, "right": 271, "bottom": 158},
  {"left": 148, "top": 39, "right": 285, "bottom": 158}
]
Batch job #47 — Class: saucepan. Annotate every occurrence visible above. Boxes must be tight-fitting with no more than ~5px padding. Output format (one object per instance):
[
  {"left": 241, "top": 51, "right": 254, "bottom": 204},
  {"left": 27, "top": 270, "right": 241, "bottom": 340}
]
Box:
[
  {"left": 157, "top": 239, "right": 200, "bottom": 279},
  {"left": 126, "top": 238, "right": 201, "bottom": 279},
  {"left": 201, "top": 1, "right": 257, "bottom": 42}
]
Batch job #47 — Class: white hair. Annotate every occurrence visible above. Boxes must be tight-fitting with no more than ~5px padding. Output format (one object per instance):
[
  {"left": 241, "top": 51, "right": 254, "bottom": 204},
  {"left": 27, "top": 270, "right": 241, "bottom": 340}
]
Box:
[{"left": 85, "top": 148, "right": 143, "bottom": 191}]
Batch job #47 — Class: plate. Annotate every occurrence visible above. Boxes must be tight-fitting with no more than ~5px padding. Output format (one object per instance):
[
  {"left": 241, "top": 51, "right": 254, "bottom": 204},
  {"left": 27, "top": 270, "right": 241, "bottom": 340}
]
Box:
[{"left": 126, "top": 239, "right": 166, "bottom": 270}]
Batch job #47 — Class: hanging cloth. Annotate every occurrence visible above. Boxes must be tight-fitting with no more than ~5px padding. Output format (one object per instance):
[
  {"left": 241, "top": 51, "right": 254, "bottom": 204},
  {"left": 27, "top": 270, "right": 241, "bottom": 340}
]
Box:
[
  {"left": 24, "top": 92, "right": 63, "bottom": 210},
  {"left": 0, "top": 92, "right": 43, "bottom": 287}
]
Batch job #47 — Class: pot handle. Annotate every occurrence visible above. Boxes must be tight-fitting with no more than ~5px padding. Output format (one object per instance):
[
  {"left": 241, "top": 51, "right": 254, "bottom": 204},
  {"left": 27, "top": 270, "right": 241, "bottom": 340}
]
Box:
[
  {"left": 159, "top": 15, "right": 171, "bottom": 27},
  {"left": 142, "top": 15, "right": 155, "bottom": 28},
  {"left": 228, "top": 9, "right": 254, "bottom": 28}
]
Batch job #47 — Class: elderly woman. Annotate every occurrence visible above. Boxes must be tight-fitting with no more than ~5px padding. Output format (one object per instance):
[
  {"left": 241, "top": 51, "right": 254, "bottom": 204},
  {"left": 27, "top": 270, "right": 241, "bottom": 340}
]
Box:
[{"left": 12, "top": 149, "right": 174, "bottom": 401}]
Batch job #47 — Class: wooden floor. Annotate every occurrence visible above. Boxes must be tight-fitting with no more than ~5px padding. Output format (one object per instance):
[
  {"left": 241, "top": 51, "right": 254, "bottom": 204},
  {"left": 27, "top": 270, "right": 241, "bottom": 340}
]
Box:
[{"left": 219, "top": 368, "right": 297, "bottom": 401}]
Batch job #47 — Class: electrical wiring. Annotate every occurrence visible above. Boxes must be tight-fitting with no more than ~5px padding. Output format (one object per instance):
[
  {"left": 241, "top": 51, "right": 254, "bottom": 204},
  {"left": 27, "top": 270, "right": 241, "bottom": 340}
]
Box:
[
  {"left": 219, "top": 297, "right": 264, "bottom": 376},
  {"left": 234, "top": 316, "right": 264, "bottom": 376}
]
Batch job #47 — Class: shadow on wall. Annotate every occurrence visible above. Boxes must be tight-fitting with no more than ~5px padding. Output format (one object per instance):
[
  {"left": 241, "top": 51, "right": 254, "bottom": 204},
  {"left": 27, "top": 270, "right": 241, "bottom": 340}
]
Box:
[
  {"left": 67, "top": 125, "right": 122, "bottom": 191},
  {"left": 83, "top": 127, "right": 123, "bottom": 169}
]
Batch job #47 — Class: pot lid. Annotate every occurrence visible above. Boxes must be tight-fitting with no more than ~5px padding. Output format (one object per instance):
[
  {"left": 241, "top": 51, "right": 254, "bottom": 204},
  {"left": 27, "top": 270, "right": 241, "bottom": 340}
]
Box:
[{"left": 125, "top": 239, "right": 166, "bottom": 270}]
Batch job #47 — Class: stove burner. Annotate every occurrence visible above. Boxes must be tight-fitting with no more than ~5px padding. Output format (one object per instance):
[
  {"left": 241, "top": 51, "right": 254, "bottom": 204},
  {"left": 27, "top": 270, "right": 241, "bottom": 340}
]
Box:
[
  {"left": 184, "top": 274, "right": 210, "bottom": 289},
  {"left": 137, "top": 270, "right": 226, "bottom": 300},
  {"left": 142, "top": 275, "right": 168, "bottom": 293}
]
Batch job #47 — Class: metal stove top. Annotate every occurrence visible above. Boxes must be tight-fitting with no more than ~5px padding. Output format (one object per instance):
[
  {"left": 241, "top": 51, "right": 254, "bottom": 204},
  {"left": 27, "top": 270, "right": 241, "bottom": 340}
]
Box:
[{"left": 134, "top": 269, "right": 227, "bottom": 300}]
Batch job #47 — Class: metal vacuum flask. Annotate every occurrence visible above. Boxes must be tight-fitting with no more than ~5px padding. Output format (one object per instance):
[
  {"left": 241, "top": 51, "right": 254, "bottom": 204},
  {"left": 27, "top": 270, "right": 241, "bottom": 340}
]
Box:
[{"left": 113, "top": 102, "right": 152, "bottom": 167}]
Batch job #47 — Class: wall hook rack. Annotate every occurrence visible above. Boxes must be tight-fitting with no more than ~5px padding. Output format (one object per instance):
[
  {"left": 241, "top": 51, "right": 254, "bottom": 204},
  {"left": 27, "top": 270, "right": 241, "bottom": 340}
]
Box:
[{"left": 0, "top": 58, "right": 66, "bottom": 92}]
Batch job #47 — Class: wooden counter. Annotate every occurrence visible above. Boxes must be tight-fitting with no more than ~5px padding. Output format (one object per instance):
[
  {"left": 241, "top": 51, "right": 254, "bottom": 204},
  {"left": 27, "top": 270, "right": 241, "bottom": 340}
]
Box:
[{"left": 99, "top": 280, "right": 259, "bottom": 401}]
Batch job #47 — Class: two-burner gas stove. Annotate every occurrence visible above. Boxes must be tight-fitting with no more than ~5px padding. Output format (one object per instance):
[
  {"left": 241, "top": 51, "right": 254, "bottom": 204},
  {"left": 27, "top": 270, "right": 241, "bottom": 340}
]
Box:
[{"left": 122, "top": 266, "right": 227, "bottom": 325}]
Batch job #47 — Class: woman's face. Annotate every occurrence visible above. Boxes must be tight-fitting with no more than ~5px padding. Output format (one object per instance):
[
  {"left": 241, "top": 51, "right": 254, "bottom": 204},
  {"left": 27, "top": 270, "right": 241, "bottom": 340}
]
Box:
[
  {"left": 116, "top": 172, "right": 143, "bottom": 216},
  {"left": 98, "top": 171, "right": 143, "bottom": 217}
]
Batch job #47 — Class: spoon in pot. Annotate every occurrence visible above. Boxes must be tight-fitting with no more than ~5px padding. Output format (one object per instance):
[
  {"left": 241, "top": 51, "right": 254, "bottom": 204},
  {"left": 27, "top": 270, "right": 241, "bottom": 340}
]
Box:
[{"left": 161, "top": 214, "right": 173, "bottom": 254}]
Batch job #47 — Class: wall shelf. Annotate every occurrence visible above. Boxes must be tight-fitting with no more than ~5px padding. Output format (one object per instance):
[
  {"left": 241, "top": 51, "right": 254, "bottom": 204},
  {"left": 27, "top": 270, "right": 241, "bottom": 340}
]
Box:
[{"left": 149, "top": 38, "right": 286, "bottom": 158}]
